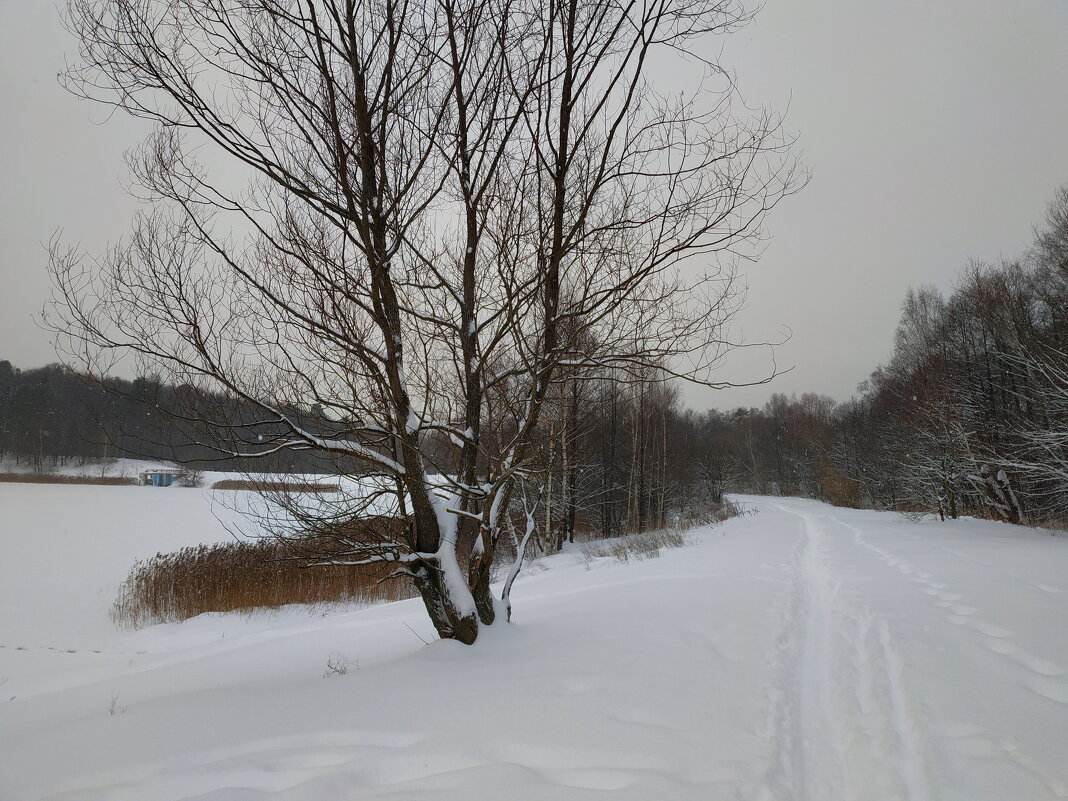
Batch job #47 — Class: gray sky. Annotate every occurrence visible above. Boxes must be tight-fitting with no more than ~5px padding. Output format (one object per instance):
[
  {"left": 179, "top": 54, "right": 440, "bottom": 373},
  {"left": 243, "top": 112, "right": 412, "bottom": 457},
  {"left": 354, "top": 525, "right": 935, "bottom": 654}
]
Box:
[{"left": 2, "top": 1, "right": 1067, "bottom": 411}]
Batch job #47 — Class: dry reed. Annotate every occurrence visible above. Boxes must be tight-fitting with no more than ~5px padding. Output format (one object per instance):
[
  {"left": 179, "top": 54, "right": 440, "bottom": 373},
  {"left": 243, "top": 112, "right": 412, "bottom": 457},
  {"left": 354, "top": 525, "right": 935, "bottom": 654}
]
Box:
[
  {"left": 0, "top": 472, "right": 138, "bottom": 486},
  {"left": 210, "top": 479, "right": 340, "bottom": 493},
  {"left": 112, "top": 532, "right": 416, "bottom": 628}
]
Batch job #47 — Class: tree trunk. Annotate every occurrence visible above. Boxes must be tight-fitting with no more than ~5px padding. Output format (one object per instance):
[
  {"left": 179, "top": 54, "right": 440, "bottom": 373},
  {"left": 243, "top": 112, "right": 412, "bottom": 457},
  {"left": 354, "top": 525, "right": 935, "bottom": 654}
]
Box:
[
  {"left": 468, "top": 539, "right": 497, "bottom": 626},
  {"left": 412, "top": 558, "right": 479, "bottom": 644},
  {"left": 564, "top": 380, "right": 579, "bottom": 544}
]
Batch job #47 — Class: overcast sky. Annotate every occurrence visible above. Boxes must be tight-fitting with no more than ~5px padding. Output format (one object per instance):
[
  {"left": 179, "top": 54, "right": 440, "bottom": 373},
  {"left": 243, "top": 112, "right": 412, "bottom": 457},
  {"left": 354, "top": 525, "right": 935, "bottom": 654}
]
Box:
[{"left": 2, "top": 1, "right": 1067, "bottom": 411}]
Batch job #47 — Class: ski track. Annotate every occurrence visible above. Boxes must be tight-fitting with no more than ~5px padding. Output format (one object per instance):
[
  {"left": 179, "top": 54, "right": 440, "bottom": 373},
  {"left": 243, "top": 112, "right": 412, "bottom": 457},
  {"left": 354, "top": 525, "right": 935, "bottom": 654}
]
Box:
[
  {"left": 766, "top": 507, "right": 933, "bottom": 801},
  {"left": 768, "top": 507, "right": 1068, "bottom": 801},
  {"left": 835, "top": 515, "right": 1068, "bottom": 799}
]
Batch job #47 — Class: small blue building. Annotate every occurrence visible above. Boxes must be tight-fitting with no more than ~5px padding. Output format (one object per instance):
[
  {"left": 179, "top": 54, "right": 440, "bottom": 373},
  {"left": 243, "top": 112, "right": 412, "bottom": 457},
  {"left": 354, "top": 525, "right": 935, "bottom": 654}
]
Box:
[{"left": 139, "top": 468, "right": 185, "bottom": 487}]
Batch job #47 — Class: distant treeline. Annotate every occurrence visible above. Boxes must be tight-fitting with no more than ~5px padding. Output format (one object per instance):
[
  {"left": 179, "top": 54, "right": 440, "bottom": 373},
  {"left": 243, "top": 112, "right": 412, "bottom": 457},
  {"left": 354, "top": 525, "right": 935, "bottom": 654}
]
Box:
[
  {"left": 0, "top": 362, "right": 332, "bottom": 473},
  {"left": 0, "top": 355, "right": 741, "bottom": 540},
  {"left": 685, "top": 186, "right": 1067, "bottom": 526},
  {"left": 531, "top": 185, "right": 1068, "bottom": 533}
]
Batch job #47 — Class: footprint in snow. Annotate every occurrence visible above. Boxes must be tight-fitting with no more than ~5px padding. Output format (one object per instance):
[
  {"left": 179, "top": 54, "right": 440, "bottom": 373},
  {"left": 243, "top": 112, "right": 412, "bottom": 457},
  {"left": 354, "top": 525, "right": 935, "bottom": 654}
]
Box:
[
  {"left": 1031, "top": 678, "right": 1068, "bottom": 704},
  {"left": 982, "top": 635, "right": 1065, "bottom": 679},
  {"left": 971, "top": 621, "right": 1012, "bottom": 638},
  {"left": 986, "top": 639, "right": 1016, "bottom": 655}
]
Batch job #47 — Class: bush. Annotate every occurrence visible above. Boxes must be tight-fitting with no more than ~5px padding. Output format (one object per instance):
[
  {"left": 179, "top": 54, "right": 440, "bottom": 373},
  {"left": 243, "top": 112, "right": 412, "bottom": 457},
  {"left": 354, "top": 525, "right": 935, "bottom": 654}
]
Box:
[
  {"left": 675, "top": 497, "right": 748, "bottom": 529},
  {"left": 818, "top": 464, "right": 864, "bottom": 508},
  {"left": 582, "top": 528, "right": 689, "bottom": 565},
  {"left": 580, "top": 499, "right": 747, "bottom": 566},
  {"left": 177, "top": 469, "right": 204, "bottom": 488}
]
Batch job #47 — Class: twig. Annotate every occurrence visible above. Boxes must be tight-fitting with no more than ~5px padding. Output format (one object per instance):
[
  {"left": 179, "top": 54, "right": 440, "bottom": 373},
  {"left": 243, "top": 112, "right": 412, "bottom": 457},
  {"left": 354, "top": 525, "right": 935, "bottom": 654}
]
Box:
[{"left": 404, "top": 621, "right": 430, "bottom": 646}]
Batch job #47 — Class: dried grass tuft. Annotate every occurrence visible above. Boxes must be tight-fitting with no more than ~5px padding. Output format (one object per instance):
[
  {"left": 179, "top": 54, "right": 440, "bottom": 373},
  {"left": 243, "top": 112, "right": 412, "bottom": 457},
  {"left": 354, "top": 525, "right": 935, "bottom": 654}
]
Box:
[{"left": 582, "top": 528, "right": 689, "bottom": 565}]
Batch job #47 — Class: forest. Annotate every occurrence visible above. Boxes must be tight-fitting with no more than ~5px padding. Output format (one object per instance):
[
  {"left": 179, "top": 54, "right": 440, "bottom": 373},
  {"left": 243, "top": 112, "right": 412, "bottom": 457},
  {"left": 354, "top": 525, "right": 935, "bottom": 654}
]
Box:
[{"left": 0, "top": 364, "right": 335, "bottom": 474}]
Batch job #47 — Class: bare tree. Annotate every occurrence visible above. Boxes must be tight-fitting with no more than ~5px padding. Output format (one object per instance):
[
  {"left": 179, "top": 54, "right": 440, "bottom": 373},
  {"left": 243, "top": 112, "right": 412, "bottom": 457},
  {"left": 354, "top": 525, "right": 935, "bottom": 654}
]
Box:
[
  {"left": 990, "top": 343, "right": 1068, "bottom": 522},
  {"left": 49, "top": 0, "right": 799, "bottom": 643}
]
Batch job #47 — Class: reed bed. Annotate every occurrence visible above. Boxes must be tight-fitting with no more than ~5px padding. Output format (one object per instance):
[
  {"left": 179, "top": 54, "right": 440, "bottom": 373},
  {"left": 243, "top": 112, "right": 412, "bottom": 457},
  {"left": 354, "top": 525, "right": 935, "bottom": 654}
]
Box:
[
  {"left": 112, "top": 532, "right": 416, "bottom": 628},
  {"left": 210, "top": 479, "right": 340, "bottom": 493},
  {"left": 0, "top": 472, "right": 137, "bottom": 486}
]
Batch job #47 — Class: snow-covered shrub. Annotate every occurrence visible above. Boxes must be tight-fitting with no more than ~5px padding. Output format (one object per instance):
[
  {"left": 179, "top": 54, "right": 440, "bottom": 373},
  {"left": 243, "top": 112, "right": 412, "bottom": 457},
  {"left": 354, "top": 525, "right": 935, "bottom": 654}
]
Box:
[
  {"left": 581, "top": 528, "right": 690, "bottom": 565},
  {"left": 177, "top": 469, "right": 204, "bottom": 488}
]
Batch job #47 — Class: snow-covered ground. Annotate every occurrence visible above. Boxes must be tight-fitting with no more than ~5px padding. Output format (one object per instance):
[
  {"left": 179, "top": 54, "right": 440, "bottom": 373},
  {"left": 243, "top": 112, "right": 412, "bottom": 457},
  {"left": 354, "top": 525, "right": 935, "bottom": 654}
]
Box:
[{"left": 2, "top": 491, "right": 1067, "bottom": 800}]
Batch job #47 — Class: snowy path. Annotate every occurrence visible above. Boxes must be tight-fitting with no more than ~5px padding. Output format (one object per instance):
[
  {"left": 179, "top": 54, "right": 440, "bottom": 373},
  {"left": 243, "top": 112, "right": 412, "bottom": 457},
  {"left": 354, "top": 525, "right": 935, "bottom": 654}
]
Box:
[
  {"left": 756, "top": 498, "right": 1068, "bottom": 801},
  {"left": 2, "top": 489, "right": 1068, "bottom": 800}
]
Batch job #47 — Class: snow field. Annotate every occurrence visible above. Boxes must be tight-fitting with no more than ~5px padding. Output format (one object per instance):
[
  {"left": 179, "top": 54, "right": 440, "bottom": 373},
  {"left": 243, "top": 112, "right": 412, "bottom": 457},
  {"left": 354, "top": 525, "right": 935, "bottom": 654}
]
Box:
[{"left": 2, "top": 488, "right": 1068, "bottom": 800}]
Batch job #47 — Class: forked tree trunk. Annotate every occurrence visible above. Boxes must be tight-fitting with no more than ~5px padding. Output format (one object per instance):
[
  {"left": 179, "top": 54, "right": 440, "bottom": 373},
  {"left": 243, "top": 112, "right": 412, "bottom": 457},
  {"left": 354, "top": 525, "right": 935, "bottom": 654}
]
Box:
[
  {"left": 407, "top": 505, "right": 481, "bottom": 643},
  {"left": 470, "top": 565, "right": 497, "bottom": 626},
  {"left": 468, "top": 530, "right": 498, "bottom": 626},
  {"left": 412, "top": 559, "right": 479, "bottom": 644}
]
